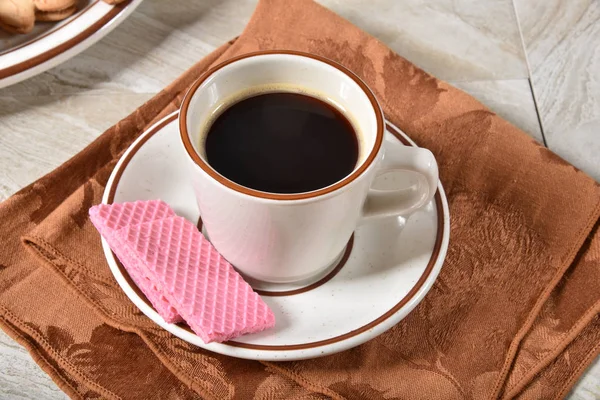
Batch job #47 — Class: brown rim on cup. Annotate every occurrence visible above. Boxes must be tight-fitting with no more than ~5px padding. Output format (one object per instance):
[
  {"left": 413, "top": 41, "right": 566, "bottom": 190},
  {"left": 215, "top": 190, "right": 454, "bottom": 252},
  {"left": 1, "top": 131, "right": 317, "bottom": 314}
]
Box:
[{"left": 179, "top": 50, "right": 385, "bottom": 201}]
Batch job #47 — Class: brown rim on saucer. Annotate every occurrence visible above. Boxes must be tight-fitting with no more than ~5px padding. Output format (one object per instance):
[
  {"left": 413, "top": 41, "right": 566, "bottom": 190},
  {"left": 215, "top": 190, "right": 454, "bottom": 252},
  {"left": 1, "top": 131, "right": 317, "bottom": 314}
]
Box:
[
  {"left": 178, "top": 50, "right": 386, "bottom": 201},
  {"left": 105, "top": 112, "right": 445, "bottom": 351},
  {"left": 0, "top": 0, "right": 133, "bottom": 80}
]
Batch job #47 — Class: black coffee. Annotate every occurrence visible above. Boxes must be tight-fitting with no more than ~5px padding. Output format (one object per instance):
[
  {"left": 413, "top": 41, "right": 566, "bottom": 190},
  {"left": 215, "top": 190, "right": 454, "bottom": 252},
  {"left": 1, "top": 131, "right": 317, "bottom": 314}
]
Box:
[{"left": 205, "top": 92, "right": 359, "bottom": 194}]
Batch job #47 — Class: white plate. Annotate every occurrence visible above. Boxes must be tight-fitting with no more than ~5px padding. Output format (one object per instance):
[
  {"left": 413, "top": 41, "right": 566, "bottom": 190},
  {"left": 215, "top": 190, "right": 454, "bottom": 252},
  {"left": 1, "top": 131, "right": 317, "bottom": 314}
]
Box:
[
  {"left": 0, "top": 0, "right": 143, "bottom": 88},
  {"left": 101, "top": 111, "right": 450, "bottom": 361}
]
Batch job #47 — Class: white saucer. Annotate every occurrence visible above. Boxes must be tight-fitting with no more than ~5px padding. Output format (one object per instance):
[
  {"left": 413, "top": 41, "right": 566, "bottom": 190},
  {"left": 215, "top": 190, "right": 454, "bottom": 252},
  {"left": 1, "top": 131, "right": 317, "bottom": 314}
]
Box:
[{"left": 101, "top": 111, "right": 450, "bottom": 361}]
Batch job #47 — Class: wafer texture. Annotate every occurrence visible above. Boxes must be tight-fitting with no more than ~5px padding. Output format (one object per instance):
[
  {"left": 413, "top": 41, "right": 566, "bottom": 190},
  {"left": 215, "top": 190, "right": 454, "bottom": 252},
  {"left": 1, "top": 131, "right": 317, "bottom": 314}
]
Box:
[
  {"left": 89, "top": 201, "right": 183, "bottom": 323},
  {"left": 117, "top": 216, "right": 276, "bottom": 343}
]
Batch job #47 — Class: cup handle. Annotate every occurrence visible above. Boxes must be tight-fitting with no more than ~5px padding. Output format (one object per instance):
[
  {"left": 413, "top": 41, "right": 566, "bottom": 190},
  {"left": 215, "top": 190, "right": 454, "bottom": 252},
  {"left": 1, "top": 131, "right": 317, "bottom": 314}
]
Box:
[{"left": 362, "top": 140, "right": 439, "bottom": 220}]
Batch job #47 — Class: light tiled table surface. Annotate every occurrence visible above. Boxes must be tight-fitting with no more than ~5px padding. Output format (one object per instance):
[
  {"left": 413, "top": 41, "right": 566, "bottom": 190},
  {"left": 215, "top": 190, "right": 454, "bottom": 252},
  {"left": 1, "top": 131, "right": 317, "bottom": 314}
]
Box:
[{"left": 0, "top": 0, "right": 598, "bottom": 398}]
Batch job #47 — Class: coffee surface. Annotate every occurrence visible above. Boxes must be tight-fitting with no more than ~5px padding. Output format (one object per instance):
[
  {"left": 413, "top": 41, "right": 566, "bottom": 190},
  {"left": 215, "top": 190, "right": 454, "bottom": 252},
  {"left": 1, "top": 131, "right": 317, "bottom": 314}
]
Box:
[{"left": 205, "top": 92, "right": 359, "bottom": 194}]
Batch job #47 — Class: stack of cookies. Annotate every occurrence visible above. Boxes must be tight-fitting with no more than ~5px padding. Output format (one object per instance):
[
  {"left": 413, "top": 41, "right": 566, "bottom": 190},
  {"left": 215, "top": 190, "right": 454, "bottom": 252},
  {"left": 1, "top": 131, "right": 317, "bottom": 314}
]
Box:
[{"left": 0, "top": 0, "right": 126, "bottom": 34}]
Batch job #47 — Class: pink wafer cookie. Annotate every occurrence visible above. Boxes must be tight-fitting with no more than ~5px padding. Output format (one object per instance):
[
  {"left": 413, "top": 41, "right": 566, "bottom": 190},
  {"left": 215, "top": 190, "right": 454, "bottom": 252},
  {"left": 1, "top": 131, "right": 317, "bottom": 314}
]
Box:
[
  {"left": 115, "top": 215, "right": 275, "bottom": 343},
  {"left": 89, "top": 201, "right": 183, "bottom": 323}
]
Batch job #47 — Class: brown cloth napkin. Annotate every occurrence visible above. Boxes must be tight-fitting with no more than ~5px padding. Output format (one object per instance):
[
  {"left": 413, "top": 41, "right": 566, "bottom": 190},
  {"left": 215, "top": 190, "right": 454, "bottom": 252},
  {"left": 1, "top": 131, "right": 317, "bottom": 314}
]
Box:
[{"left": 1, "top": 0, "right": 599, "bottom": 399}]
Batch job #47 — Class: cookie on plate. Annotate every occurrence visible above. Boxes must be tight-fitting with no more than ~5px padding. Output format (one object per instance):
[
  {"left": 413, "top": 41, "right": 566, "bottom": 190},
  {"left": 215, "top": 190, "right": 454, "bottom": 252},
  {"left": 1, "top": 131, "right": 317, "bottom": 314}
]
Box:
[
  {"left": 34, "top": 0, "right": 77, "bottom": 21},
  {"left": 0, "top": 0, "right": 35, "bottom": 34}
]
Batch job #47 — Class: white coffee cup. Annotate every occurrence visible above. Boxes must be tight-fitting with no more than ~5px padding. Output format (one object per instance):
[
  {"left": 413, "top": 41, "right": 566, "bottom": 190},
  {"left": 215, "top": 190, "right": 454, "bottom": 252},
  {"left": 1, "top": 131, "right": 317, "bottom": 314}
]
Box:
[{"left": 180, "top": 51, "right": 438, "bottom": 284}]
